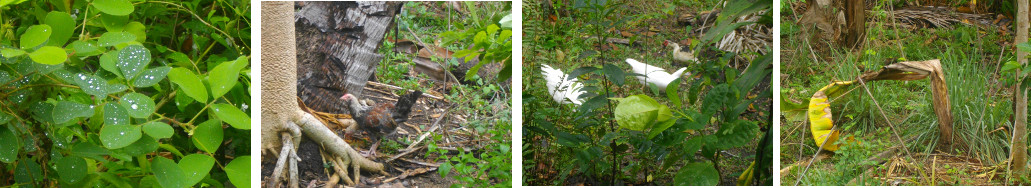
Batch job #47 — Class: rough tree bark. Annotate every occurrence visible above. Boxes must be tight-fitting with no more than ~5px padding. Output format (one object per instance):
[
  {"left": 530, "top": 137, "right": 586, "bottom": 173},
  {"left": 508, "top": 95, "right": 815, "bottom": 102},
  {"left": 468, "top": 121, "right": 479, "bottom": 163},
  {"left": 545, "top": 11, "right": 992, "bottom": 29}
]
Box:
[
  {"left": 295, "top": 2, "right": 403, "bottom": 114},
  {"left": 262, "top": 2, "right": 385, "bottom": 186},
  {"left": 843, "top": 0, "right": 865, "bottom": 49},
  {"left": 1011, "top": 0, "right": 1029, "bottom": 179}
]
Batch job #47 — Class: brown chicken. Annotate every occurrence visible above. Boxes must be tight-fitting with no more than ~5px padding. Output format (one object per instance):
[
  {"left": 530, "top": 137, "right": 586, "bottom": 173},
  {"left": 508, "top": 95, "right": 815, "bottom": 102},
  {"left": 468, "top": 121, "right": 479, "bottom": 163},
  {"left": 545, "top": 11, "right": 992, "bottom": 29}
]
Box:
[{"left": 339, "top": 90, "right": 422, "bottom": 157}]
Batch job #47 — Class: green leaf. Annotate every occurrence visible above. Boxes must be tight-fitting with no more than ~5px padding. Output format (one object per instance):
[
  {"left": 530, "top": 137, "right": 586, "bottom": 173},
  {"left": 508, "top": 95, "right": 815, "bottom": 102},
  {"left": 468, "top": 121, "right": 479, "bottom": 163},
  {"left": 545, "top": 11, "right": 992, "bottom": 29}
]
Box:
[
  {"left": 100, "top": 14, "right": 129, "bottom": 32},
  {"left": 602, "top": 63, "right": 625, "bottom": 86},
  {"left": 56, "top": 156, "right": 88, "bottom": 184},
  {"left": 70, "top": 142, "right": 109, "bottom": 161},
  {"left": 93, "top": 0, "right": 134, "bottom": 16},
  {"left": 179, "top": 154, "right": 215, "bottom": 187},
  {"left": 168, "top": 68, "right": 208, "bottom": 102},
  {"left": 124, "top": 21, "right": 147, "bottom": 42},
  {"left": 132, "top": 66, "right": 171, "bottom": 88},
  {"left": 192, "top": 120, "right": 223, "bottom": 153},
  {"left": 44, "top": 11, "right": 75, "bottom": 46},
  {"left": 119, "top": 92, "right": 155, "bottom": 118},
  {"left": 612, "top": 95, "right": 672, "bottom": 131},
  {"left": 715, "top": 120, "right": 758, "bottom": 149},
  {"left": 211, "top": 103, "right": 250, "bottom": 130},
  {"left": 152, "top": 157, "right": 187, "bottom": 188},
  {"left": 439, "top": 161, "right": 452, "bottom": 177},
  {"left": 69, "top": 41, "right": 101, "bottom": 57},
  {"left": 646, "top": 119, "right": 677, "bottom": 139},
  {"left": 98, "top": 32, "right": 136, "bottom": 47},
  {"left": 142, "top": 122, "right": 173, "bottom": 139},
  {"left": 117, "top": 45, "right": 151, "bottom": 80},
  {"left": 674, "top": 162, "right": 719, "bottom": 186},
  {"left": 208, "top": 57, "right": 248, "bottom": 99},
  {"left": 225, "top": 156, "right": 251, "bottom": 188},
  {"left": 100, "top": 51, "right": 122, "bottom": 77},
  {"left": 14, "top": 159, "right": 42, "bottom": 184},
  {"left": 666, "top": 78, "right": 683, "bottom": 108},
  {"left": 1, "top": 48, "right": 25, "bottom": 57},
  {"left": 0, "top": 128, "right": 20, "bottom": 163},
  {"left": 1019, "top": 42, "right": 1031, "bottom": 53},
  {"left": 122, "top": 135, "right": 158, "bottom": 156},
  {"left": 28, "top": 46, "right": 67, "bottom": 64},
  {"left": 20, "top": 24, "right": 51, "bottom": 49},
  {"left": 71, "top": 72, "right": 111, "bottom": 97},
  {"left": 52, "top": 101, "right": 95, "bottom": 124},
  {"left": 100, "top": 103, "right": 142, "bottom": 149}
]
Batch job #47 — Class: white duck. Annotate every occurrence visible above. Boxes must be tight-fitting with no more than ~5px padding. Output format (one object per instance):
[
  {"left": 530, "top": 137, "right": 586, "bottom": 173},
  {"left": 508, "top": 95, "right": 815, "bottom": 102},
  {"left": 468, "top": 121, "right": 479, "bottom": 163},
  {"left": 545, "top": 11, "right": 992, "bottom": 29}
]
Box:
[
  {"left": 664, "top": 40, "right": 698, "bottom": 64},
  {"left": 625, "top": 58, "right": 689, "bottom": 90},
  {"left": 541, "top": 64, "right": 586, "bottom": 105}
]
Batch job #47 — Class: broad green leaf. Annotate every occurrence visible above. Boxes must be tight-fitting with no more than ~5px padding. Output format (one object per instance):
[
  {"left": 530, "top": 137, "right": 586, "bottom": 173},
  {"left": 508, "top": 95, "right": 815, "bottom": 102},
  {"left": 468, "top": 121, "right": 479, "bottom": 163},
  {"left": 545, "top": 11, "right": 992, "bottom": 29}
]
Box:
[
  {"left": 208, "top": 57, "right": 248, "bottom": 99},
  {"left": 225, "top": 156, "right": 251, "bottom": 188},
  {"left": 646, "top": 119, "right": 677, "bottom": 139},
  {"left": 602, "top": 63, "right": 625, "bottom": 86},
  {"left": 100, "top": 14, "right": 129, "bottom": 32},
  {"left": 20, "top": 24, "right": 51, "bottom": 49},
  {"left": 211, "top": 104, "right": 250, "bottom": 129},
  {"left": 192, "top": 120, "right": 223, "bottom": 153},
  {"left": 124, "top": 21, "right": 147, "bottom": 42},
  {"left": 14, "top": 159, "right": 42, "bottom": 184},
  {"left": 152, "top": 157, "right": 187, "bottom": 188},
  {"left": 29, "top": 46, "right": 67, "bottom": 64},
  {"left": 52, "top": 101, "right": 95, "bottom": 124},
  {"left": 100, "top": 103, "right": 141, "bottom": 149},
  {"left": 44, "top": 11, "right": 75, "bottom": 46},
  {"left": 100, "top": 51, "right": 122, "bottom": 77},
  {"left": 69, "top": 41, "right": 101, "bottom": 57},
  {"left": 674, "top": 162, "right": 719, "bottom": 186},
  {"left": 1, "top": 48, "right": 25, "bottom": 57},
  {"left": 0, "top": 128, "right": 20, "bottom": 163},
  {"left": 71, "top": 72, "right": 111, "bottom": 97},
  {"left": 132, "top": 66, "right": 170, "bottom": 87},
  {"left": 98, "top": 32, "right": 136, "bottom": 47},
  {"left": 70, "top": 142, "right": 109, "bottom": 161},
  {"left": 178, "top": 154, "right": 214, "bottom": 186},
  {"left": 612, "top": 95, "right": 672, "bottom": 131},
  {"left": 122, "top": 135, "right": 158, "bottom": 156},
  {"left": 168, "top": 68, "right": 208, "bottom": 102},
  {"left": 117, "top": 45, "right": 151, "bottom": 80},
  {"left": 93, "top": 0, "right": 134, "bottom": 16},
  {"left": 120, "top": 92, "right": 155, "bottom": 118},
  {"left": 715, "top": 120, "right": 758, "bottom": 149},
  {"left": 142, "top": 122, "right": 173, "bottom": 139},
  {"left": 56, "top": 156, "right": 87, "bottom": 184},
  {"left": 666, "top": 78, "right": 683, "bottom": 108}
]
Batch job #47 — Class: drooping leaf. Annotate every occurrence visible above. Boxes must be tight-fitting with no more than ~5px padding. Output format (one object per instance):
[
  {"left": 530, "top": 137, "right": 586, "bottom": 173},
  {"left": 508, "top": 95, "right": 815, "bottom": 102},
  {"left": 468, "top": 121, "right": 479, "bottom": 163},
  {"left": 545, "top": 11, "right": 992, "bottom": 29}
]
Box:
[
  {"left": 28, "top": 46, "right": 67, "bottom": 65},
  {"left": 168, "top": 68, "right": 208, "bottom": 102},
  {"left": 20, "top": 24, "right": 51, "bottom": 49},
  {"left": 211, "top": 103, "right": 250, "bottom": 129},
  {"left": 93, "top": 0, "right": 134, "bottom": 16},
  {"left": 192, "top": 120, "right": 223, "bottom": 153}
]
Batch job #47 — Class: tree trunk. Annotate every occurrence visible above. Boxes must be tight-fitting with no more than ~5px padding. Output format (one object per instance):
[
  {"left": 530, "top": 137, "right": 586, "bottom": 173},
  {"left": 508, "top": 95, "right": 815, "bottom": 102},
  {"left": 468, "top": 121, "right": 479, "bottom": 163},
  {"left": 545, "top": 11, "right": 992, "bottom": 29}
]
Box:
[
  {"left": 261, "top": 1, "right": 300, "bottom": 156},
  {"left": 1011, "top": 0, "right": 1029, "bottom": 179},
  {"left": 294, "top": 2, "right": 403, "bottom": 114},
  {"left": 843, "top": 0, "right": 865, "bottom": 49}
]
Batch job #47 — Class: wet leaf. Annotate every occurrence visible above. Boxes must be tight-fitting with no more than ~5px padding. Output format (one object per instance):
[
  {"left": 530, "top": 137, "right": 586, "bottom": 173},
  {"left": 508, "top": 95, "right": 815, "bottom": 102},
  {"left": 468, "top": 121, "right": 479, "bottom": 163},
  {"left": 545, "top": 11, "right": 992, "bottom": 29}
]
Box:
[
  {"left": 117, "top": 45, "right": 151, "bottom": 80},
  {"left": 28, "top": 46, "right": 66, "bottom": 65},
  {"left": 20, "top": 24, "right": 51, "bottom": 49},
  {"left": 44, "top": 11, "right": 75, "bottom": 46},
  {"left": 100, "top": 103, "right": 141, "bottom": 149},
  {"left": 192, "top": 120, "right": 222, "bottom": 153},
  {"left": 52, "top": 101, "right": 95, "bottom": 124},
  {"left": 56, "top": 156, "right": 87, "bottom": 184},
  {"left": 168, "top": 68, "right": 208, "bottom": 102},
  {"left": 211, "top": 104, "right": 249, "bottom": 130},
  {"left": 98, "top": 32, "right": 136, "bottom": 47},
  {"left": 132, "top": 66, "right": 170, "bottom": 88},
  {"left": 152, "top": 157, "right": 186, "bottom": 188},
  {"left": 0, "top": 128, "right": 20, "bottom": 163},
  {"left": 119, "top": 92, "right": 155, "bottom": 118},
  {"left": 208, "top": 57, "right": 247, "bottom": 99},
  {"left": 142, "top": 122, "right": 173, "bottom": 139},
  {"left": 225, "top": 156, "right": 250, "bottom": 188},
  {"left": 179, "top": 154, "right": 214, "bottom": 187}
]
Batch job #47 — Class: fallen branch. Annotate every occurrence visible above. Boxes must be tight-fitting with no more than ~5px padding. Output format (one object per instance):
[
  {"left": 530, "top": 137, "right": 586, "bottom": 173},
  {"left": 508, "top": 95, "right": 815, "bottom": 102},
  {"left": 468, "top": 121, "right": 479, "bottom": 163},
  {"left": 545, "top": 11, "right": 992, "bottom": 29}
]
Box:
[{"left": 367, "top": 81, "right": 444, "bottom": 100}]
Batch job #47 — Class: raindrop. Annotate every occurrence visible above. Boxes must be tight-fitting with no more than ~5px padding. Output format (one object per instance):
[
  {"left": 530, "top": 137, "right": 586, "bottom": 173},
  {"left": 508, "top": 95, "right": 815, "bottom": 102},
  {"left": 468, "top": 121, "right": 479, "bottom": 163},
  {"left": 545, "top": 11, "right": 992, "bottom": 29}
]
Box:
[{"left": 131, "top": 104, "right": 138, "bottom": 109}]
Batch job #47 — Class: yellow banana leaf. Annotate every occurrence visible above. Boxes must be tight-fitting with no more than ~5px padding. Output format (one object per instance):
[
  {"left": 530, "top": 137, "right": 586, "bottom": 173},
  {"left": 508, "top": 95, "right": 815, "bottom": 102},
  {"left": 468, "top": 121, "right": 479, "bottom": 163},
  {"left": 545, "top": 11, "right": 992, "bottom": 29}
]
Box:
[{"left": 808, "top": 81, "right": 854, "bottom": 151}]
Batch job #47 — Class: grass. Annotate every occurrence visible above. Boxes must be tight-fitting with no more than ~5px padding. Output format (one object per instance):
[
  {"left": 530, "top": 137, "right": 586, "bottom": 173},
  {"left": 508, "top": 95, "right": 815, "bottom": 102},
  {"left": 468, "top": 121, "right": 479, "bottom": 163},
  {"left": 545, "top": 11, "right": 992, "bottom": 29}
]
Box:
[{"left": 780, "top": 1, "right": 1017, "bottom": 185}]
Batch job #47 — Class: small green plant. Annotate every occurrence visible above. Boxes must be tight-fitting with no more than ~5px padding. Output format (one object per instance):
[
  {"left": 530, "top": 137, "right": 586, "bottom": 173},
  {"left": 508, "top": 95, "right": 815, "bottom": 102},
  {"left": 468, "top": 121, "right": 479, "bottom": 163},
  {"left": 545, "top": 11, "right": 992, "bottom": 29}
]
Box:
[{"left": 0, "top": 0, "right": 250, "bottom": 187}]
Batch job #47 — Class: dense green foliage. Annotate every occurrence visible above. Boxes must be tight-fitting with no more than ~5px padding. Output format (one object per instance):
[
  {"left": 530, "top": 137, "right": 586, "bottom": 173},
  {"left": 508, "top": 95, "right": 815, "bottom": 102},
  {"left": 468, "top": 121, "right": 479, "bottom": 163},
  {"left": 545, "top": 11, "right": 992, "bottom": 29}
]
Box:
[
  {"left": 523, "top": 0, "right": 772, "bottom": 185},
  {"left": 0, "top": 0, "right": 250, "bottom": 187}
]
